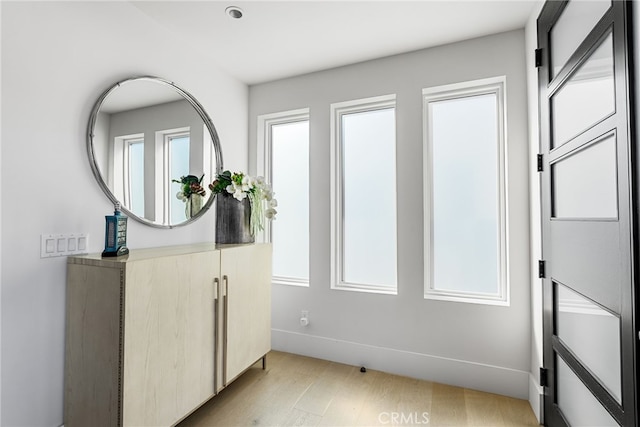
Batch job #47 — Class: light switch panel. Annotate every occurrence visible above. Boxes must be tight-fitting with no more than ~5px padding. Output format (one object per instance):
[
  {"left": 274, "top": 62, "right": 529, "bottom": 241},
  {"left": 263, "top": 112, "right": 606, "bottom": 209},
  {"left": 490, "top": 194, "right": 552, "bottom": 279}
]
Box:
[{"left": 41, "top": 233, "right": 89, "bottom": 258}]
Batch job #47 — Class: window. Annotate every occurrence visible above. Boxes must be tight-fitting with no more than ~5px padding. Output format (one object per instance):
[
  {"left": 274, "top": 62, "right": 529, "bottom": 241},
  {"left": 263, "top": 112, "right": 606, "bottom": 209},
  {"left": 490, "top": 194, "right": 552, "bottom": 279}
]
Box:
[
  {"left": 166, "top": 132, "right": 191, "bottom": 224},
  {"left": 423, "top": 77, "right": 508, "bottom": 305},
  {"left": 111, "top": 124, "right": 202, "bottom": 225},
  {"left": 257, "top": 109, "right": 310, "bottom": 286},
  {"left": 112, "top": 133, "right": 144, "bottom": 212},
  {"left": 331, "top": 95, "right": 398, "bottom": 294},
  {"left": 123, "top": 137, "right": 145, "bottom": 217}
]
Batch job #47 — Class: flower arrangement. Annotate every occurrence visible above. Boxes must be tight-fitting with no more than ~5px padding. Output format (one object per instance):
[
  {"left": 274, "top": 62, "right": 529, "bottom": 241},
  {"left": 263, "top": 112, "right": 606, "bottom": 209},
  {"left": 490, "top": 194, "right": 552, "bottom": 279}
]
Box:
[
  {"left": 172, "top": 174, "right": 206, "bottom": 202},
  {"left": 209, "top": 170, "right": 277, "bottom": 235}
]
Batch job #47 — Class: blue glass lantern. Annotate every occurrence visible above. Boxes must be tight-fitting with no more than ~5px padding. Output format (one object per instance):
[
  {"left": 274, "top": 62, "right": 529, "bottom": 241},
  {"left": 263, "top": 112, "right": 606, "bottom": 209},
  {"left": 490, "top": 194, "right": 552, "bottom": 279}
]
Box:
[{"left": 102, "top": 202, "right": 129, "bottom": 257}]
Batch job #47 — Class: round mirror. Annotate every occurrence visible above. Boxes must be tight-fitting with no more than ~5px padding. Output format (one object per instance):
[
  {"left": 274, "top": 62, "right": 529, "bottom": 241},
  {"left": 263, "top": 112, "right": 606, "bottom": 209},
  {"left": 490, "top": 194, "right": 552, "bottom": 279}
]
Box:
[{"left": 87, "top": 76, "right": 223, "bottom": 228}]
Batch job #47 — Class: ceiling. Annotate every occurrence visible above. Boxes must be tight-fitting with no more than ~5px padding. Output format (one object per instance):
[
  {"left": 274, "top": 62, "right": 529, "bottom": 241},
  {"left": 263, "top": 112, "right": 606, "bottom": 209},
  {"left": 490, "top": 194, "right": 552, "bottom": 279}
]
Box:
[{"left": 131, "top": 0, "right": 538, "bottom": 85}]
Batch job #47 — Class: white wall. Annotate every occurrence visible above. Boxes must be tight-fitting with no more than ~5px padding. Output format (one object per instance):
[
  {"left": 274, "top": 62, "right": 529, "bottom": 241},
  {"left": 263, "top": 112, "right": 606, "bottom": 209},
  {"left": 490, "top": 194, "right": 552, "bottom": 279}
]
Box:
[
  {"left": 249, "top": 30, "right": 532, "bottom": 399},
  {"left": 0, "top": 2, "right": 248, "bottom": 425},
  {"left": 0, "top": 2, "right": 3, "bottom": 423},
  {"left": 524, "top": 1, "right": 545, "bottom": 422}
]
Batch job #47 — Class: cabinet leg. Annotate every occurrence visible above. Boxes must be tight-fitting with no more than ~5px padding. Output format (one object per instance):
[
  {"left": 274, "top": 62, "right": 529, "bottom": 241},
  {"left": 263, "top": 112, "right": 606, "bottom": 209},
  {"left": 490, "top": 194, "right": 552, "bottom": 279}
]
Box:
[{"left": 262, "top": 355, "right": 267, "bottom": 370}]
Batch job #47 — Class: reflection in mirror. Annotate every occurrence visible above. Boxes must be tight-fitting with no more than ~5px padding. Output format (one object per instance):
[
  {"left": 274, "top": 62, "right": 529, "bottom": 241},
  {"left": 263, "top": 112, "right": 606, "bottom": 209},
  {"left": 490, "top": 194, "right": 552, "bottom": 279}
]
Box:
[{"left": 88, "top": 76, "right": 223, "bottom": 228}]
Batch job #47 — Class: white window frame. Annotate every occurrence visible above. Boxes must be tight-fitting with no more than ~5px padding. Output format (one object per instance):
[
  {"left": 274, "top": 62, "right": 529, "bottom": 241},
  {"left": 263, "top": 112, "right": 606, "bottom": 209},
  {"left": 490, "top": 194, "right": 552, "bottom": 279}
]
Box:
[
  {"left": 112, "top": 132, "right": 144, "bottom": 204},
  {"left": 122, "top": 136, "right": 144, "bottom": 214},
  {"left": 154, "top": 127, "right": 190, "bottom": 225},
  {"left": 422, "top": 76, "right": 509, "bottom": 306},
  {"left": 257, "top": 108, "right": 310, "bottom": 287},
  {"left": 330, "top": 94, "right": 398, "bottom": 295}
]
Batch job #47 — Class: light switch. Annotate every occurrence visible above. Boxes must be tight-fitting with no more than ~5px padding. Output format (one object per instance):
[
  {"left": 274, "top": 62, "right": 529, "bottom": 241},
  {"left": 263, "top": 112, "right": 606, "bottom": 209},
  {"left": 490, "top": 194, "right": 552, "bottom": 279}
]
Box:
[
  {"left": 46, "top": 239, "right": 55, "bottom": 253},
  {"left": 57, "top": 238, "right": 66, "bottom": 252},
  {"left": 78, "top": 236, "right": 87, "bottom": 251},
  {"left": 68, "top": 237, "right": 77, "bottom": 251}
]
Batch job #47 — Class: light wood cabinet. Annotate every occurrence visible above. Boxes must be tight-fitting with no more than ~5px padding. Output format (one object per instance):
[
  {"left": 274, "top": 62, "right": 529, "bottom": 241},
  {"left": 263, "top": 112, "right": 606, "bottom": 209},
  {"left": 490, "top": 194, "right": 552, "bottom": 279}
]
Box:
[
  {"left": 64, "top": 243, "right": 271, "bottom": 427},
  {"left": 220, "top": 244, "right": 272, "bottom": 387}
]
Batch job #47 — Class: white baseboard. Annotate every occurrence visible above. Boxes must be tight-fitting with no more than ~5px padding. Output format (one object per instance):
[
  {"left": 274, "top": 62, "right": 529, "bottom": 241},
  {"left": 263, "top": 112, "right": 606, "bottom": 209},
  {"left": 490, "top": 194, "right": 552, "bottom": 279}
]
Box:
[
  {"left": 272, "top": 329, "right": 530, "bottom": 400},
  {"left": 528, "top": 372, "right": 544, "bottom": 424}
]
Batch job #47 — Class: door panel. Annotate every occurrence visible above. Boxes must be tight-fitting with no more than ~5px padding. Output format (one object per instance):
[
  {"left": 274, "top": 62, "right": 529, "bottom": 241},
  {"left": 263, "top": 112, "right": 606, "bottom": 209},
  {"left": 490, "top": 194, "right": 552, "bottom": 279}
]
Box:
[
  {"left": 123, "top": 252, "right": 217, "bottom": 426},
  {"left": 556, "top": 356, "right": 619, "bottom": 426},
  {"left": 549, "top": 0, "right": 611, "bottom": 78},
  {"left": 551, "top": 31, "right": 616, "bottom": 148},
  {"left": 556, "top": 283, "right": 622, "bottom": 403},
  {"left": 549, "top": 221, "right": 621, "bottom": 313},
  {"left": 551, "top": 134, "right": 618, "bottom": 219},
  {"left": 538, "top": 1, "right": 636, "bottom": 426}
]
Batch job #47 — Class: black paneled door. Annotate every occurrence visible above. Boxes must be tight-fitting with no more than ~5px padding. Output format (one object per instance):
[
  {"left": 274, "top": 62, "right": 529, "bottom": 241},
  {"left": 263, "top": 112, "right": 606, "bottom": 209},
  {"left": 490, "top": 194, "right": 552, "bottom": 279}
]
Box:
[{"left": 538, "top": 1, "right": 636, "bottom": 426}]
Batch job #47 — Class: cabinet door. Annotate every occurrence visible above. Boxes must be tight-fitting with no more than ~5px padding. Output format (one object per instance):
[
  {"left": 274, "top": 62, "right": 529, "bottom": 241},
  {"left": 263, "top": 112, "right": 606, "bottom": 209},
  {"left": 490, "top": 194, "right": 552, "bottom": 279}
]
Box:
[
  {"left": 122, "top": 250, "right": 219, "bottom": 426},
  {"left": 221, "top": 244, "right": 272, "bottom": 384}
]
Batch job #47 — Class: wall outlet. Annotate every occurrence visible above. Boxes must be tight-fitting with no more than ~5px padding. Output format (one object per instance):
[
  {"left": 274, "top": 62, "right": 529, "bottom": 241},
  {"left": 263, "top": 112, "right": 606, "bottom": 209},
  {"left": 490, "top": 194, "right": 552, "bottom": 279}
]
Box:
[
  {"left": 41, "top": 233, "right": 89, "bottom": 258},
  {"left": 300, "top": 310, "right": 309, "bottom": 327}
]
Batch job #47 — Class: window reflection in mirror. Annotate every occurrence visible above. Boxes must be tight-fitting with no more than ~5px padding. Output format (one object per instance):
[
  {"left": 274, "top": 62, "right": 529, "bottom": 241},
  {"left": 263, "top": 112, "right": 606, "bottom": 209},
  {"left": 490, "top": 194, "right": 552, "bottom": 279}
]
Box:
[
  {"left": 124, "top": 137, "right": 145, "bottom": 217},
  {"left": 90, "top": 77, "right": 221, "bottom": 227},
  {"left": 168, "top": 132, "right": 191, "bottom": 224}
]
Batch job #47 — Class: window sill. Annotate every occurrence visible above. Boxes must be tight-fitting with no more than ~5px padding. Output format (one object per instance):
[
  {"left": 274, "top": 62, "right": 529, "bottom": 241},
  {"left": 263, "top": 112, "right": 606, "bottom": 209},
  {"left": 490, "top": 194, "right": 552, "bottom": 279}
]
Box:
[{"left": 424, "top": 291, "right": 509, "bottom": 306}]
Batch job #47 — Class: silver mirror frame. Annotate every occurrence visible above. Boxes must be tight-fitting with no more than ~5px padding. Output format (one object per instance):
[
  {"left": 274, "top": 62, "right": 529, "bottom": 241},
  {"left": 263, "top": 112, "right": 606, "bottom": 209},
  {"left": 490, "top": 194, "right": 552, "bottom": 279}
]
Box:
[{"left": 87, "top": 76, "right": 224, "bottom": 228}]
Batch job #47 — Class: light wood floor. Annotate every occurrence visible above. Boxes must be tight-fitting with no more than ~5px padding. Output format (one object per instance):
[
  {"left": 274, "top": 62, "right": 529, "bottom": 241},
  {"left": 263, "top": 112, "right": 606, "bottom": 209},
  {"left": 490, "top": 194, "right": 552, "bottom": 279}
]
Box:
[{"left": 178, "top": 351, "right": 540, "bottom": 427}]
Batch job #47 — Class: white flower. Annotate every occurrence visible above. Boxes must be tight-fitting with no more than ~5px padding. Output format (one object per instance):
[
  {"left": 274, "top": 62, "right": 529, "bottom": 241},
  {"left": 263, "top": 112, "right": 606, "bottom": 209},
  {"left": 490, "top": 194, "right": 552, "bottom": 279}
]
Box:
[
  {"left": 241, "top": 175, "right": 253, "bottom": 192},
  {"left": 225, "top": 182, "right": 248, "bottom": 201},
  {"left": 265, "top": 208, "right": 277, "bottom": 219},
  {"left": 254, "top": 176, "right": 267, "bottom": 189},
  {"left": 232, "top": 186, "right": 247, "bottom": 201},
  {"left": 269, "top": 199, "right": 278, "bottom": 208},
  {"left": 176, "top": 191, "right": 187, "bottom": 202}
]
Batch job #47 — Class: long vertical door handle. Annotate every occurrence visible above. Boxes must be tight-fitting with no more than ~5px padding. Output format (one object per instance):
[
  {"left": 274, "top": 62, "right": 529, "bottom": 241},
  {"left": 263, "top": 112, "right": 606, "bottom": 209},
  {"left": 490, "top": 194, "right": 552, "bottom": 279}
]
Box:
[
  {"left": 222, "top": 275, "right": 229, "bottom": 387},
  {"left": 213, "top": 277, "right": 220, "bottom": 393}
]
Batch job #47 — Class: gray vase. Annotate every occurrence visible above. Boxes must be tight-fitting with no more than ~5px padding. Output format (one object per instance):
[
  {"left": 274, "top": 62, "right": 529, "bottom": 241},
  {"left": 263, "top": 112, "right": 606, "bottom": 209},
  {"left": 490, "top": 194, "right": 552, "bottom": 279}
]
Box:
[
  {"left": 185, "top": 193, "right": 203, "bottom": 219},
  {"left": 215, "top": 193, "right": 254, "bottom": 244}
]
